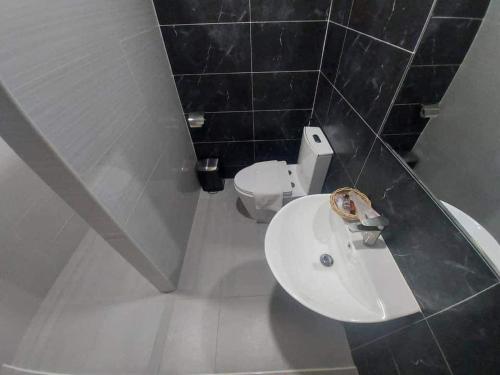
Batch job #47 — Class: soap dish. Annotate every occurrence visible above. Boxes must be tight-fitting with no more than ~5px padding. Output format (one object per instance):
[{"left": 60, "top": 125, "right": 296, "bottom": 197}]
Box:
[{"left": 329, "top": 187, "right": 372, "bottom": 221}]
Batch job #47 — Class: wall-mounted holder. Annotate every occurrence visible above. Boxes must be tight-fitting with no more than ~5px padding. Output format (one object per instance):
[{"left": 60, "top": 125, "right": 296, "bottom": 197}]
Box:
[
  {"left": 420, "top": 104, "right": 440, "bottom": 119},
  {"left": 187, "top": 112, "right": 205, "bottom": 128}
]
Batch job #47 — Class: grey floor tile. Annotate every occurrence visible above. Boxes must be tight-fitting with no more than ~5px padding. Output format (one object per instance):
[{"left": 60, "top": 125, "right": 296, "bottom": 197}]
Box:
[
  {"left": 216, "top": 288, "right": 355, "bottom": 373},
  {"left": 159, "top": 296, "right": 220, "bottom": 375}
]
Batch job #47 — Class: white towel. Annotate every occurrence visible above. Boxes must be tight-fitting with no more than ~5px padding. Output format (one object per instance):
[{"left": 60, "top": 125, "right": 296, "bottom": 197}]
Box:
[{"left": 253, "top": 161, "right": 284, "bottom": 222}]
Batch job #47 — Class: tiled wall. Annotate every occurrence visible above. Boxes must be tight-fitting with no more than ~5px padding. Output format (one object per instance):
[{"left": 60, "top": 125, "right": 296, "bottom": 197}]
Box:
[
  {"left": 0, "top": 1, "right": 200, "bottom": 291},
  {"left": 0, "top": 138, "right": 89, "bottom": 365},
  {"left": 382, "top": 0, "right": 490, "bottom": 154},
  {"left": 313, "top": 0, "right": 499, "bottom": 374},
  {"left": 154, "top": 0, "right": 331, "bottom": 177}
]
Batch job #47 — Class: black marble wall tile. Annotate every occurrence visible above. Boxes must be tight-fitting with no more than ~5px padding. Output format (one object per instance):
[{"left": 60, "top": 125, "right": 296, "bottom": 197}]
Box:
[
  {"left": 353, "top": 321, "right": 452, "bottom": 375},
  {"left": 321, "top": 89, "right": 376, "bottom": 183},
  {"left": 252, "top": 22, "right": 325, "bottom": 71},
  {"left": 428, "top": 285, "right": 500, "bottom": 375},
  {"left": 313, "top": 73, "right": 333, "bottom": 126},
  {"left": 396, "top": 65, "right": 459, "bottom": 105},
  {"left": 194, "top": 141, "right": 254, "bottom": 167},
  {"left": 253, "top": 72, "right": 317, "bottom": 110},
  {"left": 255, "top": 140, "right": 301, "bottom": 163},
  {"left": 330, "top": 0, "right": 353, "bottom": 25},
  {"left": 189, "top": 112, "right": 253, "bottom": 142},
  {"left": 386, "top": 322, "right": 451, "bottom": 375},
  {"left": 153, "top": 0, "right": 249, "bottom": 24},
  {"left": 175, "top": 74, "right": 252, "bottom": 112},
  {"left": 251, "top": 0, "right": 330, "bottom": 21},
  {"left": 348, "top": 0, "right": 433, "bottom": 51},
  {"left": 433, "top": 0, "right": 490, "bottom": 18},
  {"left": 162, "top": 25, "right": 251, "bottom": 74},
  {"left": 383, "top": 105, "right": 429, "bottom": 135},
  {"left": 344, "top": 313, "right": 423, "bottom": 349},
  {"left": 321, "top": 23, "right": 347, "bottom": 83},
  {"left": 414, "top": 18, "right": 482, "bottom": 65},
  {"left": 322, "top": 156, "right": 354, "bottom": 193},
  {"left": 254, "top": 110, "right": 309, "bottom": 140},
  {"left": 356, "top": 140, "right": 498, "bottom": 315},
  {"left": 223, "top": 165, "right": 247, "bottom": 178},
  {"left": 352, "top": 338, "right": 399, "bottom": 375},
  {"left": 336, "top": 30, "right": 411, "bottom": 132},
  {"left": 383, "top": 134, "right": 420, "bottom": 154}
]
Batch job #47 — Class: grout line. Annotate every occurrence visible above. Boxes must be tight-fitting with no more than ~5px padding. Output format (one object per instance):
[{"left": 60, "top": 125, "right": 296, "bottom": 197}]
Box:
[
  {"left": 248, "top": 0, "right": 256, "bottom": 162},
  {"left": 329, "top": 20, "right": 414, "bottom": 54},
  {"left": 173, "top": 70, "right": 318, "bottom": 77},
  {"left": 322, "top": 72, "right": 377, "bottom": 135},
  {"left": 353, "top": 137, "right": 377, "bottom": 187},
  {"left": 425, "top": 320, "right": 455, "bottom": 375},
  {"left": 186, "top": 108, "right": 312, "bottom": 114},
  {"left": 161, "top": 19, "right": 327, "bottom": 27},
  {"left": 393, "top": 102, "right": 424, "bottom": 106},
  {"left": 422, "top": 282, "right": 499, "bottom": 322},
  {"left": 411, "top": 63, "right": 461, "bottom": 67},
  {"left": 382, "top": 132, "right": 422, "bottom": 136},
  {"left": 310, "top": 0, "right": 334, "bottom": 122},
  {"left": 432, "top": 15, "right": 483, "bottom": 21},
  {"left": 332, "top": 0, "right": 355, "bottom": 86},
  {"left": 376, "top": 0, "right": 439, "bottom": 137}
]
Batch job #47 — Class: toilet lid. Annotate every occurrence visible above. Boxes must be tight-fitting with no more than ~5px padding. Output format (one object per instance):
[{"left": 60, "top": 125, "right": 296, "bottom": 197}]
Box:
[{"left": 235, "top": 161, "right": 292, "bottom": 196}]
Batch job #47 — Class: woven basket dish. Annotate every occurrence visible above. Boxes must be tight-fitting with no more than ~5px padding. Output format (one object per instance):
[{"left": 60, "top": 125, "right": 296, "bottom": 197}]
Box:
[{"left": 329, "top": 187, "right": 372, "bottom": 221}]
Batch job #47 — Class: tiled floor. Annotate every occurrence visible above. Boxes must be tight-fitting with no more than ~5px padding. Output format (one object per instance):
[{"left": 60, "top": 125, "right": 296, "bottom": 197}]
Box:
[{"left": 8, "top": 182, "right": 357, "bottom": 375}]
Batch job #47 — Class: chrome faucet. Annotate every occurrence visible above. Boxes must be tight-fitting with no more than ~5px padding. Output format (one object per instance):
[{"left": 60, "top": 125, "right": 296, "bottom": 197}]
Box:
[
  {"left": 348, "top": 215, "right": 389, "bottom": 246},
  {"left": 346, "top": 193, "right": 389, "bottom": 246}
]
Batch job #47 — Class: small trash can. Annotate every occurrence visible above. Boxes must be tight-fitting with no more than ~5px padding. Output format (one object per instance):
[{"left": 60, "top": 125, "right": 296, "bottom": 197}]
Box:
[{"left": 196, "top": 158, "right": 224, "bottom": 193}]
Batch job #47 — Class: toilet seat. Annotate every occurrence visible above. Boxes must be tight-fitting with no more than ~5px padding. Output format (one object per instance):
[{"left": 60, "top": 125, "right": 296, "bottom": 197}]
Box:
[{"left": 234, "top": 161, "right": 292, "bottom": 197}]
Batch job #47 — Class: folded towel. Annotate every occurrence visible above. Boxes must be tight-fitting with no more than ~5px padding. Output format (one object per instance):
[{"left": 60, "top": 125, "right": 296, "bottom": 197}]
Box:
[{"left": 253, "top": 161, "right": 284, "bottom": 222}]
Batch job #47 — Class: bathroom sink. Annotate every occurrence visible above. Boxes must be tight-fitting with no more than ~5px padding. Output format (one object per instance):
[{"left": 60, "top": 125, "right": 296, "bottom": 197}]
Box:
[{"left": 265, "top": 194, "right": 421, "bottom": 323}]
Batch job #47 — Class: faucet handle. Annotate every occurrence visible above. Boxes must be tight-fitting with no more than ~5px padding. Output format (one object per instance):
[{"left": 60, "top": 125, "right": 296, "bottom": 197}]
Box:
[{"left": 359, "top": 215, "right": 389, "bottom": 229}]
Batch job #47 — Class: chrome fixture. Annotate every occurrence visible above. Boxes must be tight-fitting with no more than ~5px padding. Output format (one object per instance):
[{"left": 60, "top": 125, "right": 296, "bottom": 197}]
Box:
[
  {"left": 187, "top": 112, "right": 205, "bottom": 128},
  {"left": 348, "top": 215, "right": 389, "bottom": 246}
]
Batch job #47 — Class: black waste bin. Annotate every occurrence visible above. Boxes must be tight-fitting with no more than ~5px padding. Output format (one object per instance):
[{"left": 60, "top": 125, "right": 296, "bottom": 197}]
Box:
[{"left": 196, "top": 158, "right": 224, "bottom": 193}]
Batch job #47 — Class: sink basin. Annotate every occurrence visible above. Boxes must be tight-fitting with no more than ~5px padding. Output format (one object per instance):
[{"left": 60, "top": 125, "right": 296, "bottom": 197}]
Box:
[{"left": 265, "top": 194, "right": 421, "bottom": 323}]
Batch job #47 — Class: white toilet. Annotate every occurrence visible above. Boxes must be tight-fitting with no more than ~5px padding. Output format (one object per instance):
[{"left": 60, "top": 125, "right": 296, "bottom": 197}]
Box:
[{"left": 234, "top": 127, "right": 333, "bottom": 221}]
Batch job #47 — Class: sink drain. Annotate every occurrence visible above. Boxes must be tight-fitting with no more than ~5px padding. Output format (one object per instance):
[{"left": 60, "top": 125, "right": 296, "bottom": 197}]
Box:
[{"left": 320, "top": 254, "right": 334, "bottom": 267}]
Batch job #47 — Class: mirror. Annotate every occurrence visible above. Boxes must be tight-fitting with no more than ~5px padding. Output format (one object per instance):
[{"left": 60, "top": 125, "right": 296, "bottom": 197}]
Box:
[{"left": 382, "top": 4, "right": 500, "bottom": 274}]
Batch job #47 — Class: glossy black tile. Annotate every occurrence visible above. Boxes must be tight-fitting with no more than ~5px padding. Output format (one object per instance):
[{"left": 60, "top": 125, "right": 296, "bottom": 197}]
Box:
[
  {"left": 433, "top": 0, "right": 490, "bottom": 18},
  {"left": 383, "top": 134, "right": 420, "bottom": 154},
  {"left": 194, "top": 141, "right": 254, "bottom": 166},
  {"left": 396, "top": 65, "right": 459, "bottom": 105},
  {"left": 189, "top": 112, "right": 253, "bottom": 142},
  {"left": 255, "top": 140, "right": 301, "bottom": 163},
  {"left": 383, "top": 105, "right": 429, "bottom": 135},
  {"left": 343, "top": 313, "right": 423, "bottom": 349},
  {"left": 336, "top": 30, "right": 411, "bottom": 132},
  {"left": 254, "top": 110, "right": 309, "bottom": 140},
  {"left": 153, "top": 0, "right": 249, "bottom": 24},
  {"left": 321, "top": 23, "right": 347, "bottom": 83},
  {"left": 322, "top": 156, "right": 354, "bottom": 193},
  {"left": 352, "top": 338, "right": 399, "bottom": 375},
  {"left": 414, "top": 18, "right": 482, "bottom": 65},
  {"left": 356, "top": 140, "right": 498, "bottom": 315},
  {"left": 175, "top": 74, "right": 252, "bottom": 112},
  {"left": 252, "top": 22, "right": 325, "bottom": 71},
  {"left": 162, "top": 24, "right": 251, "bottom": 74},
  {"left": 313, "top": 74, "right": 333, "bottom": 126},
  {"left": 387, "top": 322, "right": 451, "bottom": 375},
  {"left": 251, "top": 0, "right": 330, "bottom": 21},
  {"left": 330, "top": 0, "right": 353, "bottom": 25},
  {"left": 429, "top": 285, "right": 500, "bottom": 375},
  {"left": 253, "top": 72, "right": 317, "bottom": 110},
  {"left": 321, "top": 89, "right": 376, "bottom": 183},
  {"left": 223, "top": 165, "right": 248, "bottom": 178},
  {"left": 348, "top": 0, "right": 433, "bottom": 51}
]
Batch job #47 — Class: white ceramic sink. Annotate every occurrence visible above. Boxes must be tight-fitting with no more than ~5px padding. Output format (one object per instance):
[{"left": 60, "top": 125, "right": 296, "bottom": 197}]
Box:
[{"left": 265, "top": 194, "right": 421, "bottom": 323}]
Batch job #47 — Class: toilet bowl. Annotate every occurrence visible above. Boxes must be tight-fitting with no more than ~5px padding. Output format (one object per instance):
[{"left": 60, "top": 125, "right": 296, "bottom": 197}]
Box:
[{"left": 234, "top": 127, "right": 333, "bottom": 221}]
